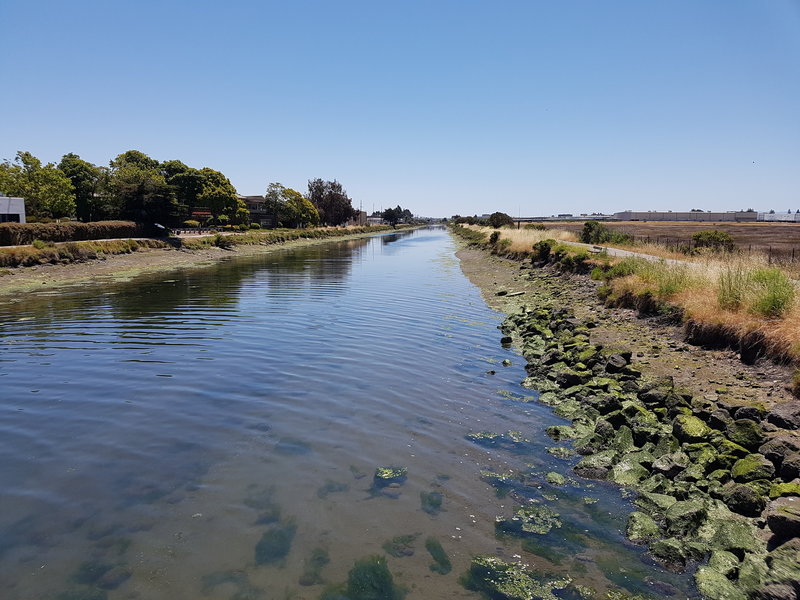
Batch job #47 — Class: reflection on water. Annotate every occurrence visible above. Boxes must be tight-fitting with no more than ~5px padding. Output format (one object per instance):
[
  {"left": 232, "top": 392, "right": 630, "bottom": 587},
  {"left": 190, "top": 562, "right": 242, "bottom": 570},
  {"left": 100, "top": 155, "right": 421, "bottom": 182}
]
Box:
[{"left": 0, "top": 228, "right": 692, "bottom": 599}]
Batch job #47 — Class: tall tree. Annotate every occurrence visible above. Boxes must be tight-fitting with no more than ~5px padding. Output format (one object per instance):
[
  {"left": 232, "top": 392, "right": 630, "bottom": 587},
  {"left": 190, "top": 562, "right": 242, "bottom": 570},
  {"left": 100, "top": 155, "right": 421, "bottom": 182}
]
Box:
[
  {"left": 0, "top": 151, "right": 76, "bottom": 219},
  {"left": 162, "top": 160, "right": 205, "bottom": 222},
  {"left": 197, "top": 168, "right": 246, "bottom": 223},
  {"left": 58, "top": 153, "right": 102, "bottom": 221},
  {"left": 306, "top": 178, "right": 355, "bottom": 226},
  {"left": 266, "top": 183, "right": 320, "bottom": 228},
  {"left": 108, "top": 150, "right": 178, "bottom": 224}
]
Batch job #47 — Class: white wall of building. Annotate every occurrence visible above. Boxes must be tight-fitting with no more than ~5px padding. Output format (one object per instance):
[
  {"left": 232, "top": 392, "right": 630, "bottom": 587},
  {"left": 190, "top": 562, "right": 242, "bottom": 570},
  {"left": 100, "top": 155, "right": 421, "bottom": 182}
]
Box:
[{"left": 0, "top": 197, "right": 26, "bottom": 223}]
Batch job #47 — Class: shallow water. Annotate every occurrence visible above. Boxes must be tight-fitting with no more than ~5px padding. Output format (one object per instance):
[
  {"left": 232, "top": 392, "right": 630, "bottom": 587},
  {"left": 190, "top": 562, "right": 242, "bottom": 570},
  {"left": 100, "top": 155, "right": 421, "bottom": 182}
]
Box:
[{"left": 0, "top": 228, "right": 693, "bottom": 599}]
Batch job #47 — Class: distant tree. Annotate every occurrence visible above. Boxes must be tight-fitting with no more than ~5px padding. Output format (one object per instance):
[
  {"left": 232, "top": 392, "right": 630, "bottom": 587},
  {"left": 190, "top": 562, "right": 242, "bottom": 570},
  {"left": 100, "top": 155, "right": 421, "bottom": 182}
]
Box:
[
  {"left": 0, "top": 151, "right": 76, "bottom": 218},
  {"left": 198, "top": 168, "right": 245, "bottom": 224},
  {"left": 307, "top": 178, "right": 356, "bottom": 225},
  {"left": 58, "top": 153, "right": 102, "bottom": 221},
  {"left": 769, "top": 209, "right": 776, "bottom": 214},
  {"left": 382, "top": 206, "right": 400, "bottom": 226},
  {"left": 163, "top": 161, "right": 205, "bottom": 221},
  {"left": 488, "top": 212, "right": 514, "bottom": 228},
  {"left": 265, "top": 183, "right": 320, "bottom": 228}
]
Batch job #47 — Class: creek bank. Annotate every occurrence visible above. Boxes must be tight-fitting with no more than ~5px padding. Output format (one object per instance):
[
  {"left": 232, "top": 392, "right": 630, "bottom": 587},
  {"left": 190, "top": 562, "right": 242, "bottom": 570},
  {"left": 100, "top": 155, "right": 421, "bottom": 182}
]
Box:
[
  {"left": 0, "top": 226, "right": 407, "bottom": 298},
  {"left": 453, "top": 243, "right": 800, "bottom": 600}
]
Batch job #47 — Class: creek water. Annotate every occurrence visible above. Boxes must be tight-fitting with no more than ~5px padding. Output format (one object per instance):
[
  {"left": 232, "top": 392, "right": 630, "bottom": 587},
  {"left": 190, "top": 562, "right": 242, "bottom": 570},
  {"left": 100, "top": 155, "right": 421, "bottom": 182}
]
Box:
[{"left": 0, "top": 227, "right": 693, "bottom": 600}]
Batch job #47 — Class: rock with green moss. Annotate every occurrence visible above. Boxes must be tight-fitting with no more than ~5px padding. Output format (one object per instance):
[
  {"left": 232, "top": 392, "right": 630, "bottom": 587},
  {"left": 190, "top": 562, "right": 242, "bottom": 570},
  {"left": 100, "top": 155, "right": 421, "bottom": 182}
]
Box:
[
  {"left": 635, "top": 491, "right": 677, "bottom": 516},
  {"left": 625, "top": 512, "right": 660, "bottom": 544},
  {"left": 764, "top": 537, "right": 800, "bottom": 588},
  {"left": 726, "top": 419, "right": 765, "bottom": 451},
  {"left": 720, "top": 482, "right": 767, "bottom": 517},
  {"left": 609, "top": 459, "right": 650, "bottom": 487},
  {"left": 546, "top": 446, "right": 575, "bottom": 459},
  {"left": 694, "top": 566, "right": 747, "bottom": 600},
  {"left": 707, "top": 520, "right": 765, "bottom": 557},
  {"left": 652, "top": 451, "right": 690, "bottom": 477},
  {"left": 424, "top": 538, "right": 452, "bottom": 575},
  {"left": 574, "top": 450, "right": 616, "bottom": 480},
  {"left": 382, "top": 534, "right": 418, "bottom": 558},
  {"left": 420, "top": 490, "right": 444, "bottom": 515},
  {"left": 766, "top": 496, "right": 800, "bottom": 538},
  {"left": 731, "top": 454, "right": 775, "bottom": 482},
  {"left": 298, "top": 547, "right": 330, "bottom": 586},
  {"left": 496, "top": 503, "right": 562, "bottom": 535},
  {"left": 665, "top": 499, "right": 707, "bottom": 537},
  {"left": 768, "top": 481, "right": 800, "bottom": 499},
  {"left": 649, "top": 538, "right": 687, "bottom": 570},
  {"left": 707, "top": 550, "right": 740, "bottom": 577},
  {"left": 672, "top": 415, "right": 712, "bottom": 442},
  {"left": 736, "top": 553, "right": 769, "bottom": 594},
  {"left": 373, "top": 467, "right": 407, "bottom": 489},
  {"left": 545, "top": 472, "right": 566, "bottom": 486}
]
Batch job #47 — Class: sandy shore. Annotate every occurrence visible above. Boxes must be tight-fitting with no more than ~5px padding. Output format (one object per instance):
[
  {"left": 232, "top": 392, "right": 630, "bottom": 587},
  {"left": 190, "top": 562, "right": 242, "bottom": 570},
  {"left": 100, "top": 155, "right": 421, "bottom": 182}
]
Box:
[{"left": 0, "top": 229, "right": 394, "bottom": 299}]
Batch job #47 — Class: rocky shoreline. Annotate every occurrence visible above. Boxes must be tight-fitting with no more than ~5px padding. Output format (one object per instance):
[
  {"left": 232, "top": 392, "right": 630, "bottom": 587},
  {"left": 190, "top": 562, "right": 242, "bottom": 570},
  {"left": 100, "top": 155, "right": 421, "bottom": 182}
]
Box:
[{"left": 455, "top": 244, "right": 800, "bottom": 600}]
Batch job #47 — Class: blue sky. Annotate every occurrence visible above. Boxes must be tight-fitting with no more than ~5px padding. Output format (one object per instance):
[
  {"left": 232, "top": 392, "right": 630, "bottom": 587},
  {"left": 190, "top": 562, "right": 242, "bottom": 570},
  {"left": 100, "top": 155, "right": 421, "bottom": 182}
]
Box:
[{"left": 1, "top": 1, "right": 798, "bottom": 218}]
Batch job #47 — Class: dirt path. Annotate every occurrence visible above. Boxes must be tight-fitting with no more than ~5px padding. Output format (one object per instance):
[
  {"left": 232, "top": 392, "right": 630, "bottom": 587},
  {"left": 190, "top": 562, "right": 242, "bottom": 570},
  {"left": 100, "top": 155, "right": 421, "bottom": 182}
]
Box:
[{"left": 455, "top": 246, "right": 795, "bottom": 413}]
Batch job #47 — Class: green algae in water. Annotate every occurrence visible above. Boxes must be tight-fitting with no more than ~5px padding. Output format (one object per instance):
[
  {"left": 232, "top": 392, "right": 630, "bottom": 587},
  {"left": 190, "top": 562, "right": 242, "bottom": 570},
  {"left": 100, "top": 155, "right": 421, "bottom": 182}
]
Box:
[
  {"left": 317, "top": 480, "right": 350, "bottom": 499},
  {"left": 57, "top": 589, "right": 108, "bottom": 600},
  {"left": 275, "top": 436, "right": 312, "bottom": 455},
  {"left": 321, "top": 554, "right": 405, "bottom": 600},
  {"left": 520, "top": 538, "right": 565, "bottom": 565},
  {"left": 255, "top": 519, "right": 297, "bottom": 565},
  {"left": 420, "top": 490, "right": 443, "bottom": 515},
  {"left": 496, "top": 503, "right": 562, "bottom": 536},
  {"left": 382, "top": 533, "right": 419, "bottom": 558},
  {"left": 72, "top": 561, "right": 115, "bottom": 585},
  {"left": 461, "top": 555, "right": 571, "bottom": 600},
  {"left": 299, "top": 547, "right": 330, "bottom": 586},
  {"left": 202, "top": 570, "right": 264, "bottom": 599},
  {"left": 424, "top": 537, "right": 452, "bottom": 575}
]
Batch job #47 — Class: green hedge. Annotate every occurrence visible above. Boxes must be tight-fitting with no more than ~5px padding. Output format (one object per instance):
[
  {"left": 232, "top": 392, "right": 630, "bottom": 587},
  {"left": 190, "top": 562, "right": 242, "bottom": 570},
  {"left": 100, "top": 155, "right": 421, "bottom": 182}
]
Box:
[{"left": 0, "top": 221, "right": 148, "bottom": 246}]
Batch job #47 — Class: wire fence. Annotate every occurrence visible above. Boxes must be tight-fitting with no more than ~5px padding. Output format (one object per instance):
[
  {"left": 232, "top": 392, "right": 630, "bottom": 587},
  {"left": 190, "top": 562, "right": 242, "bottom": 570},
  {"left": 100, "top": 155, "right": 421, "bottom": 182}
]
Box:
[{"left": 625, "top": 235, "right": 799, "bottom": 265}]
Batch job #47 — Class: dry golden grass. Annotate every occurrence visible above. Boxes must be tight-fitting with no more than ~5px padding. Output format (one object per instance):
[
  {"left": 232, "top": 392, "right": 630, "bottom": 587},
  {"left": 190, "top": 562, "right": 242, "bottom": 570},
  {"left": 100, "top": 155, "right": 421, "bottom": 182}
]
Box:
[{"left": 465, "top": 225, "right": 578, "bottom": 253}]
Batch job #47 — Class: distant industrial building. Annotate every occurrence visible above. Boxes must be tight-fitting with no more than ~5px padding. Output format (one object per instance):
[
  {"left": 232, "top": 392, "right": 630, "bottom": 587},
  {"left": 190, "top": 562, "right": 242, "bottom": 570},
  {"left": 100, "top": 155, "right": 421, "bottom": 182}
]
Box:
[
  {"left": 0, "top": 196, "right": 26, "bottom": 223},
  {"left": 612, "top": 210, "right": 760, "bottom": 222}
]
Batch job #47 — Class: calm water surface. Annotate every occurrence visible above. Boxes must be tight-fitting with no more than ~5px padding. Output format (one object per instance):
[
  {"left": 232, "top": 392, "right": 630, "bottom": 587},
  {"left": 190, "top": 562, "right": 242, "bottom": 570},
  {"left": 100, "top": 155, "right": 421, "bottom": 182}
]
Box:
[{"left": 0, "top": 228, "right": 692, "bottom": 599}]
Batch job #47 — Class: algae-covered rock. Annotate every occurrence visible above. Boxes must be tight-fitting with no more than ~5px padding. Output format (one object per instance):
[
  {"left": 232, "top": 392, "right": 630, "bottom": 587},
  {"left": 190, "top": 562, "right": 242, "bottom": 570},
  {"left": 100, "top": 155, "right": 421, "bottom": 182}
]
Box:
[
  {"left": 610, "top": 425, "right": 636, "bottom": 454},
  {"left": 545, "top": 472, "right": 566, "bottom": 486},
  {"left": 626, "top": 512, "right": 660, "bottom": 544},
  {"left": 766, "top": 496, "right": 800, "bottom": 538},
  {"left": 574, "top": 450, "right": 616, "bottom": 480},
  {"left": 546, "top": 446, "right": 575, "bottom": 459},
  {"left": 425, "top": 537, "right": 452, "bottom": 575},
  {"left": 780, "top": 453, "right": 800, "bottom": 481},
  {"left": 737, "top": 553, "right": 770, "bottom": 594},
  {"left": 496, "top": 503, "right": 562, "bottom": 535},
  {"left": 764, "top": 538, "right": 800, "bottom": 589},
  {"left": 609, "top": 459, "right": 650, "bottom": 487},
  {"left": 710, "top": 520, "right": 765, "bottom": 556},
  {"left": 721, "top": 482, "right": 767, "bottom": 517},
  {"left": 731, "top": 454, "right": 776, "bottom": 483},
  {"left": 673, "top": 415, "right": 712, "bottom": 442},
  {"left": 769, "top": 482, "right": 800, "bottom": 499},
  {"left": 373, "top": 467, "right": 407, "bottom": 489},
  {"left": 652, "top": 451, "right": 690, "bottom": 477},
  {"left": 665, "top": 499, "right": 707, "bottom": 537},
  {"left": 635, "top": 491, "right": 677, "bottom": 516},
  {"left": 707, "top": 550, "right": 740, "bottom": 577},
  {"left": 298, "top": 547, "right": 330, "bottom": 586},
  {"left": 255, "top": 520, "right": 297, "bottom": 565},
  {"left": 649, "top": 538, "right": 688, "bottom": 571},
  {"left": 694, "top": 566, "right": 748, "bottom": 600},
  {"left": 727, "top": 419, "right": 766, "bottom": 451}
]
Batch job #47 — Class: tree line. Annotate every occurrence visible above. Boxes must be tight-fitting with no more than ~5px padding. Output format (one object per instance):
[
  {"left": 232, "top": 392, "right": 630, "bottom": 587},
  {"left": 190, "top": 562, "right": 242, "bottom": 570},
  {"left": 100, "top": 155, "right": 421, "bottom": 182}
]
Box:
[{"left": 0, "top": 150, "right": 363, "bottom": 228}]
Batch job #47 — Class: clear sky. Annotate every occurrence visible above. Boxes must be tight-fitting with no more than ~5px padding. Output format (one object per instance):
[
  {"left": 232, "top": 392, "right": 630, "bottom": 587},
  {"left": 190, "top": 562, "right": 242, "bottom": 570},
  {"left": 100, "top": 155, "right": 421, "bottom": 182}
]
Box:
[{"left": 1, "top": 1, "right": 798, "bottom": 218}]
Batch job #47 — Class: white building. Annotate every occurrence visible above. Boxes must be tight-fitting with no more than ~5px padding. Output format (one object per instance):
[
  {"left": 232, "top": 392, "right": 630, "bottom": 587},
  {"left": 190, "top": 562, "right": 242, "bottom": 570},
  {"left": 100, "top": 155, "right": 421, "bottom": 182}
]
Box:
[{"left": 0, "top": 196, "right": 26, "bottom": 223}]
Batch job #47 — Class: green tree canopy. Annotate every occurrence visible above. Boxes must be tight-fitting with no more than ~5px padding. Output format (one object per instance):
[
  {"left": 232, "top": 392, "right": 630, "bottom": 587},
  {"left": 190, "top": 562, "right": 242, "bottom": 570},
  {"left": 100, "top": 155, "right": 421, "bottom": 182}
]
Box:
[
  {"left": 307, "top": 178, "right": 355, "bottom": 226},
  {"left": 266, "top": 183, "right": 320, "bottom": 228},
  {"left": 0, "top": 151, "right": 76, "bottom": 219},
  {"left": 488, "top": 212, "right": 514, "bottom": 228},
  {"left": 108, "top": 150, "right": 178, "bottom": 224},
  {"left": 58, "top": 153, "right": 102, "bottom": 221},
  {"left": 197, "top": 167, "right": 245, "bottom": 223}
]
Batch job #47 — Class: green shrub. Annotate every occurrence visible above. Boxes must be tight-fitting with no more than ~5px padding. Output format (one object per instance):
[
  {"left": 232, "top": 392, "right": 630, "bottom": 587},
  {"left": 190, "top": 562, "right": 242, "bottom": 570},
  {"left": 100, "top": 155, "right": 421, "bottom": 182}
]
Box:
[
  {"left": 580, "top": 220, "right": 631, "bottom": 245},
  {"left": 249, "top": 223, "right": 261, "bottom": 229},
  {"left": 212, "top": 234, "right": 236, "bottom": 249},
  {"left": 0, "top": 221, "right": 145, "bottom": 246},
  {"left": 532, "top": 239, "right": 555, "bottom": 262},
  {"left": 488, "top": 212, "right": 514, "bottom": 228},
  {"left": 31, "top": 239, "right": 48, "bottom": 249},
  {"left": 182, "top": 220, "right": 200, "bottom": 228},
  {"left": 693, "top": 230, "right": 735, "bottom": 252},
  {"left": 524, "top": 223, "right": 548, "bottom": 231},
  {"left": 489, "top": 231, "right": 501, "bottom": 245},
  {"left": 748, "top": 268, "right": 795, "bottom": 317},
  {"left": 718, "top": 264, "right": 749, "bottom": 310}
]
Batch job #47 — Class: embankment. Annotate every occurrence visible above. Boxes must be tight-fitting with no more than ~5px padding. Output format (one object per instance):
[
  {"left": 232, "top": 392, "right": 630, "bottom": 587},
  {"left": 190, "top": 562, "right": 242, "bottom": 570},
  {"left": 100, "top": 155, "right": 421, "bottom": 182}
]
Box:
[
  {"left": 453, "top": 231, "right": 800, "bottom": 600},
  {"left": 0, "top": 226, "right": 405, "bottom": 297}
]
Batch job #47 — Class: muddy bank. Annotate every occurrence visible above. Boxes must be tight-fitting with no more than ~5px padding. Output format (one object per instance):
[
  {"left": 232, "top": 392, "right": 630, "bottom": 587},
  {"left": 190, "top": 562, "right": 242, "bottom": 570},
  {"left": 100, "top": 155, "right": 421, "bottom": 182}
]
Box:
[
  {"left": 0, "top": 228, "right": 402, "bottom": 298},
  {"left": 455, "top": 246, "right": 800, "bottom": 600}
]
